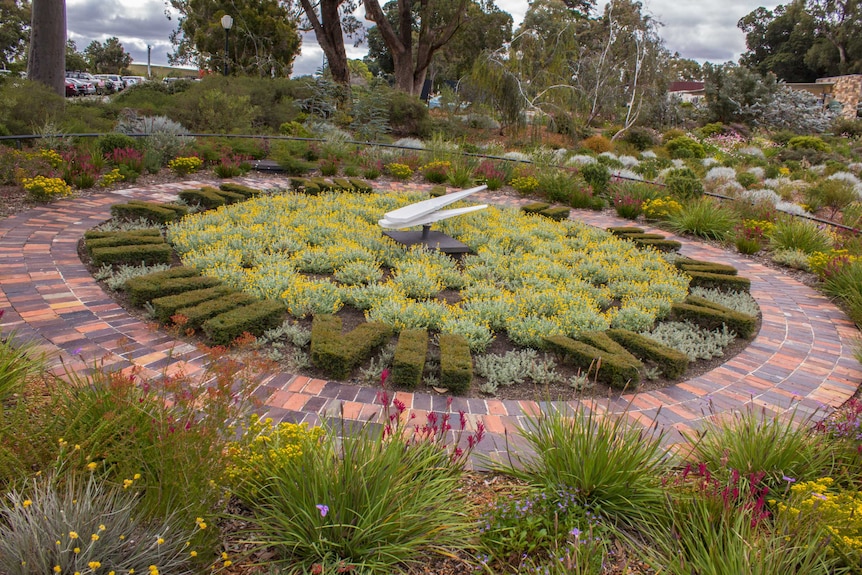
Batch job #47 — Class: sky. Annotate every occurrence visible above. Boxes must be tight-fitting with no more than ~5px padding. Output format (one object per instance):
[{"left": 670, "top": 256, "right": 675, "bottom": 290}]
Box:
[{"left": 65, "top": 0, "right": 782, "bottom": 77}]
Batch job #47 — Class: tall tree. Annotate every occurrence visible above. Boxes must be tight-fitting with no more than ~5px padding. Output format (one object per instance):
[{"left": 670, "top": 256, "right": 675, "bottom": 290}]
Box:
[
  {"left": 0, "top": 0, "right": 30, "bottom": 70},
  {"left": 297, "top": 0, "right": 363, "bottom": 85},
  {"left": 432, "top": 0, "right": 512, "bottom": 84},
  {"left": 85, "top": 37, "right": 133, "bottom": 74},
  {"left": 703, "top": 63, "right": 777, "bottom": 125},
  {"left": 738, "top": 1, "right": 823, "bottom": 82},
  {"left": 27, "top": 0, "right": 65, "bottom": 96},
  {"left": 364, "top": 0, "right": 470, "bottom": 95},
  {"left": 166, "top": 0, "right": 302, "bottom": 77},
  {"left": 807, "top": 0, "right": 861, "bottom": 73},
  {"left": 65, "top": 39, "right": 86, "bottom": 71}
]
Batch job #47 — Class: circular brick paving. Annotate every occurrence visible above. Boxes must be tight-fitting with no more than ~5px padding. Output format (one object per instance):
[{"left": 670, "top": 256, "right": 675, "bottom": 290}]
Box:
[{"left": 1, "top": 176, "right": 860, "bottom": 460}]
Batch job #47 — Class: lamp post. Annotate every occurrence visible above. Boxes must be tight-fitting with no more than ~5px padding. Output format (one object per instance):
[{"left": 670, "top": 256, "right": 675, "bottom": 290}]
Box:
[{"left": 221, "top": 14, "right": 233, "bottom": 76}]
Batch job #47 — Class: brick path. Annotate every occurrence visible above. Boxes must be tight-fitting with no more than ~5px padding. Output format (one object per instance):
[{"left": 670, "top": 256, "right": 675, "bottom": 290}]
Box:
[{"left": 1, "top": 177, "right": 860, "bottom": 461}]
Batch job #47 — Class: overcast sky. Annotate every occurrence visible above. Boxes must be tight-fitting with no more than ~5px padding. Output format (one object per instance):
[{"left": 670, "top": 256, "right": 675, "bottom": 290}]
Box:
[{"left": 65, "top": 0, "right": 781, "bottom": 76}]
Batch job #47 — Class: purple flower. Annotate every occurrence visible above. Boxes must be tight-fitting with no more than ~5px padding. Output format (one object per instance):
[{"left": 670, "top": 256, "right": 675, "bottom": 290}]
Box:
[
  {"left": 570, "top": 527, "right": 581, "bottom": 540},
  {"left": 316, "top": 504, "right": 328, "bottom": 517},
  {"left": 782, "top": 475, "right": 796, "bottom": 484}
]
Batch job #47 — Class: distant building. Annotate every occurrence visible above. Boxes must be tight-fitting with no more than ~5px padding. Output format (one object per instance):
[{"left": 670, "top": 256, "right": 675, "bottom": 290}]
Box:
[
  {"left": 812, "top": 75, "right": 862, "bottom": 119},
  {"left": 667, "top": 81, "right": 705, "bottom": 104}
]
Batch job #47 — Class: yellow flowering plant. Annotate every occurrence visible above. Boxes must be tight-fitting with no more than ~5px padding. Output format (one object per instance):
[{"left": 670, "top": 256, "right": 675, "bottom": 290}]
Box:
[
  {"left": 167, "top": 156, "right": 203, "bottom": 176},
  {"left": 385, "top": 162, "right": 414, "bottom": 180},
  {"left": 21, "top": 175, "right": 73, "bottom": 202}
]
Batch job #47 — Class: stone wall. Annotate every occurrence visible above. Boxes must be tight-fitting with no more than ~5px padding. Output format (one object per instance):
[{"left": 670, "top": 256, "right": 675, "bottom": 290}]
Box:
[{"left": 817, "top": 75, "right": 862, "bottom": 119}]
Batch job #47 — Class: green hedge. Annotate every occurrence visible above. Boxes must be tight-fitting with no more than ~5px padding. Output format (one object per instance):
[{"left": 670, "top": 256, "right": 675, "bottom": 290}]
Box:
[
  {"left": 110, "top": 202, "right": 185, "bottom": 224},
  {"left": 175, "top": 292, "right": 256, "bottom": 329},
  {"left": 607, "top": 226, "right": 645, "bottom": 236},
  {"left": 333, "top": 178, "right": 355, "bottom": 191},
  {"left": 539, "top": 207, "right": 571, "bottom": 221},
  {"left": 623, "top": 233, "right": 666, "bottom": 241},
  {"left": 289, "top": 177, "right": 321, "bottom": 195},
  {"left": 85, "top": 234, "right": 165, "bottom": 253},
  {"left": 202, "top": 186, "right": 245, "bottom": 204},
  {"left": 605, "top": 328, "right": 689, "bottom": 379},
  {"left": 178, "top": 188, "right": 227, "bottom": 209},
  {"left": 544, "top": 335, "right": 641, "bottom": 390},
  {"left": 150, "top": 285, "right": 235, "bottom": 324},
  {"left": 311, "top": 177, "right": 337, "bottom": 192},
  {"left": 672, "top": 296, "right": 757, "bottom": 338},
  {"left": 676, "top": 258, "right": 738, "bottom": 275},
  {"left": 84, "top": 228, "right": 162, "bottom": 240},
  {"left": 310, "top": 315, "right": 393, "bottom": 380},
  {"left": 202, "top": 300, "right": 285, "bottom": 346},
  {"left": 392, "top": 329, "right": 428, "bottom": 390},
  {"left": 90, "top": 243, "right": 173, "bottom": 267},
  {"left": 521, "top": 202, "right": 551, "bottom": 214},
  {"left": 439, "top": 333, "right": 472, "bottom": 395},
  {"left": 219, "top": 182, "right": 261, "bottom": 197},
  {"left": 349, "top": 179, "right": 374, "bottom": 193},
  {"left": 686, "top": 271, "right": 751, "bottom": 293},
  {"left": 577, "top": 331, "right": 642, "bottom": 366},
  {"left": 124, "top": 270, "right": 218, "bottom": 306},
  {"left": 429, "top": 185, "right": 447, "bottom": 198},
  {"left": 634, "top": 238, "right": 682, "bottom": 252}
]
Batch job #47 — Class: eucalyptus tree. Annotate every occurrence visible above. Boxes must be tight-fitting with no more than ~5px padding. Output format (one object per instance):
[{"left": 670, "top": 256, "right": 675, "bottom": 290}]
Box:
[
  {"left": 364, "top": 0, "right": 471, "bottom": 95},
  {"left": 27, "top": 0, "right": 64, "bottom": 95},
  {"left": 0, "top": 0, "right": 30, "bottom": 70},
  {"left": 296, "top": 0, "right": 364, "bottom": 85}
]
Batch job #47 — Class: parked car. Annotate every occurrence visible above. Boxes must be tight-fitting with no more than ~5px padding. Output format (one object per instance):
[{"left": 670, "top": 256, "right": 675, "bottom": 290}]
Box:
[
  {"left": 67, "top": 77, "right": 96, "bottom": 95},
  {"left": 94, "top": 74, "right": 124, "bottom": 93},
  {"left": 122, "top": 76, "right": 147, "bottom": 87},
  {"left": 65, "top": 71, "right": 107, "bottom": 94},
  {"left": 64, "top": 78, "right": 80, "bottom": 97}
]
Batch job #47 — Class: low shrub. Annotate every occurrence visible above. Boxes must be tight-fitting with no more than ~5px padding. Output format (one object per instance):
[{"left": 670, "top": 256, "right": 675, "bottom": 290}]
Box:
[
  {"left": 89, "top": 243, "right": 173, "bottom": 267},
  {"left": 201, "top": 300, "right": 285, "bottom": 346},
  {"left": 686, "top": 271, "right": 751, "bottom": 292},
  {"left": 310, "top": 315, "right": 393, "bottom": 380},
  {"left": 665, "top": 136, "right": 706, "bottom": 159},
  {"left": 522, "top": 202, "right": 551, "bottom": 214},
  {"left": 668, "top": 197, "right": 737, "bottom": 240},
  {"left": 439, "top": 333, "right": 472, "bottom": 394},
  {"left": 21, "top": 175, "right": 73, "bottom": 202},
  {"left": 539, "top": 206, "right": 571, "bottom": 220},
  {"left": 110, "top": 201, "right": 188, "bottom": 224},
  {"left": 605, "top": 328, "right": 689, "bottom": 378},
  {"left": 544, "top": 334, "right": 641, "bottom": 390},
  {"left": 167, "top": 155, "right": 203, "bottom": 175},
  {"left": 664, "top": 167, "right": 704, "bottom": 199},
  {"left": 580, "top": 135, "right": 612, "bottom": 154},
  {"left": 768, "top": 217, "right": 833, "bottom": 254},
  {"left": 391, "top": 329, "right": 428, "bottom": 390},
  {"left": 85, "top": 233, "right": 165, "bottom": 253},
  {"left": 175, "top": 291, "right": 256, "bottom": 329},
  {"left": 150, "top": 285, "right": 235, "bottom": 324},
  {"left": 672, "top": 296, "right": 757, "bottom": 338},
  {"left": 124, "top": 268, "right": 215, "bottom": 306},
  {"left": 580, "top": 162, "right": 610, "bottom": 194},
  {"left": 178, "top": 187, "right": 227, "bottom": 209},
  {"left": 788, "top": 135, "right": 830, "bottom": 152},
  {"left": 218, "top": 182, "right": 261, "bottom": 197}
]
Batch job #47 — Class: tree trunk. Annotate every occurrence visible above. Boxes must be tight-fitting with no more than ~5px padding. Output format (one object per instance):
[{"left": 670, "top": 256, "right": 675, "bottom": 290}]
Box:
[
  {"left": 300, "top": 0, "right": 350, "bottom": 84},
  {"left": 27, "top": 0, "right": 66, "bottom": 96}
]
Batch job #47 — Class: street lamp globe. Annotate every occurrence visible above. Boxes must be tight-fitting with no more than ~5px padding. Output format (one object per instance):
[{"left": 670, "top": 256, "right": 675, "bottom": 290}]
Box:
[{"left": 220, "top": 15, "right": 233, "bottom": 76}]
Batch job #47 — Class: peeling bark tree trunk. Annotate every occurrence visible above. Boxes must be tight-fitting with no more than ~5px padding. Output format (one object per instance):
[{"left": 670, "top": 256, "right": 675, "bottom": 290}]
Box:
[
  {"left": 27, "top": 0, "right": 66, "bottom": 96},
  {"left": 365, "top": 0, "right": 467, "bottom": 96},
  {"left": 300, "top": 0, "right": 350, "bottom": 85}
]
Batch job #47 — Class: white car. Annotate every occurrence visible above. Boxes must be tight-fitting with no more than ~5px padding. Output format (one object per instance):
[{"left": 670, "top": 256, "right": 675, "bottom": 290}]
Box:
[
  {"left": 95, "top": 74, "right": 124, "bottom": 92},
  {"left": 122, "top": 76, "right": 147, "bottom": 87}
]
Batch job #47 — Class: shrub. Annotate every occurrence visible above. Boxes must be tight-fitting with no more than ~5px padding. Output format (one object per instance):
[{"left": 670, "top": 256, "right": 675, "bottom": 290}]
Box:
[
  {"left": 788, "top": 135, "right": 829, "bottom": 152},
  {"left": 419, "top": 160, "right": 450, "bottom": 184},
  {"left": 495, "top": 403, "right": 669, "bottom": 530},
  {"left": 110, "top": 201, "right": 187, "bottom": 224},
  {"left": 621, "top": 127, "right": 657, "bottom": 150},
  {"left": 167, "top": 155, "right": 203, "bottom": 175},
  {"left": 175, "top": 292, "right": 256, "bottom": 329},
  {"left": 310, "top": 315, "right": 393, "bottom": 380},
  {"left": 124, "top": 268, "right": 213, "bottom": 306},
  {"left": 89, "top": 243, "right": 173, "bottom": 267},
  {"left": 178, "top": 187, "right": 227, "bottom": 209},
  {"left": 389, "top": 90, "right": 431, "bottom": 136},
  {"left": 202, "top": 300, "right": 286, "bottom": 346},
  {"left": 605, "top": 328, "right": 689, "bottom": 378},
  {"left": 510, "top": 176, "right": 540, "bottom": 194},
  {"left": 0, "top": 473, "right": 196, "bottom": 575},
  {"left": 150, "top": 285, "right": 235, "bottom": 324},
  {"left": 736, "top": 171, "right": 759, "bottom": 189},
  {"left": 672, "top": 296, "right": 757, "bottom": 338},
  {"left": 85, "top": 232, "right": 165, "bottom": 253},
  {"left": 642, "top": 196, "right": 683, "bottom": 220},
  {"left": 580, "top": 162, "right": 610, "bottom": 194},
  {"left": 385, "top": 162, "right": 413, "bottom": 180},
  {"left": 613, "top": 193, "right": 643, "bottom": 219},
  {"left": 391, "top": 329, "right": 428, "bottom": 389},
  {"left": 21, "top": 175, "right": 73, "bottom": 202},
  {"left": 544, "top": 334, "right": 641, "bottom": 390},
  {"left": 439, "top": 333, "right": 472, "bottom": 394},
  {"left": 685, "top": 405, "right": 836, "bottom": 491},
  {"left": 233, "top": 418, "right": 473, "bottom": 574},
  {"left": 97, "top": 133, "right": 139, "bottom": 156},
  {"left": 664, "top": 167, "right": 704, "bottom": 199},
  {"left": 665, "top": 136, "right": 706, "bottom": 159},
  {"left": 822, "top": 259, "right": 862, "bottom": 327},
  {"left": 768, "top": 217, "right": 833, "bottom": 254},
  {"left": 580, "top": 135, "right": 612, "bottom": 154},
  {"left": 668, "top": 197, "right": 737, "bottom": 240}
]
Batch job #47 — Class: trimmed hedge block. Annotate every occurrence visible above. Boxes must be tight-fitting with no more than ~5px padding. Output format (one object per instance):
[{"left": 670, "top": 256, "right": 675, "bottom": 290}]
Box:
[
  {"left": 128, "top": 201, "right": 188, "bottom": 217},
  {"left": 200, "top": 186, "right": 245, "bottom": 204},
  {"left": 606, "top": 328, "right": 689, "bottom": 379},
  {"left": 392, "top": 329, "right": 428, "bottom": 390},
  {"left": 521, "top": 202, "right": 551, "bottom": 214},
  {"left": 310, "top": 315, "right": 393, "bottom": 380},
  {"left": 202, "top": 300, "right": 285, "bottom": 346},
  {"left": 607, "top": 226, "right": 645, "bottom": 236},
  {"left": 151, "top": 285, "right": 234, "bottom": 324},
  {"left": 90, "top": 243, "right": 173, "bottom": 267},
  {"left": 540, "top": 207, "right": 571, "bottom": 221},
  {"left": 544, "top": 335, "right": 641, "bottom": 390},
  {"left": 311, "top": 178, "right": 336, "bottom": 192},
  {"left": 289, "top": 177, "right": 322, "bottom": 195},
  {"left": 333, "top": 178, "right": 355, "bottom": 191},
  {"left": 85, "top": 234, "right": 165, "bottom": 253},
  {"left": 623, "top": 233, "right": 666, "bottom": 241},
  {"left": 110, "top": 202, "right": 184, "bottom": 224},
  {"left": 178, "top": 188, "right": 226, "bottom": 209},
  {"left": 124, "top": 269, "right": 217, "bottom": 306},
  {"left": 687, "top": 271, "right": 751, "bottom": 293},
  {"left": 672, "top": 296, "right": 757, "bottom": 339},
  {"left": 439, "top": 333, "right": 472, "bottom": 395},
  {"left": 634, "top": 238, "right": 682, "bottom": 252},
  {"left": 84, "top": 228, "right": 162, "bottom": 240},
  {"left": 577, "top": 331, "right": 642, "bottom": 366},
  {"left": 176, "top": 292, "right": 256, "bottom": 329},
  {"left": 429, "top": 185, "right": 447, "bottom": 198},
  {"left": 675, "top": 258, "right": 738, "bottom": 275},
  {"left": 349, "top": 179, "right": 374, "bottom": 193},
  {"left": 219, "top": 183, "right": 261, "bottom": 197}
]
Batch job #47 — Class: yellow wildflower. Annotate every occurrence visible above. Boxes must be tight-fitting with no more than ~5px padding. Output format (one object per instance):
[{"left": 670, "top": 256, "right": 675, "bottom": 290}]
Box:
[{"left": 22, "top": 499, "right": 32, "bottom": 508}]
